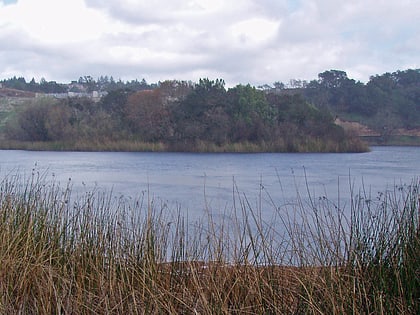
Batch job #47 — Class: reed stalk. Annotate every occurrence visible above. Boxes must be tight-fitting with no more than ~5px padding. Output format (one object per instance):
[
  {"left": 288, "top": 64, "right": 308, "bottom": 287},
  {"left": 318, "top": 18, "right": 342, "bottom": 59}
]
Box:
[{"left": 0, "top": 171, "right": 418, "bottom": 314}]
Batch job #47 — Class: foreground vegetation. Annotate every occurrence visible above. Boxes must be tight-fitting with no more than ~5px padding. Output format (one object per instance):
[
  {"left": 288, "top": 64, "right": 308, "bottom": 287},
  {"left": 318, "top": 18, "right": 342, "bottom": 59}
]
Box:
[{"left": 0, "top": 172, "right": 418, "bottom": 313}]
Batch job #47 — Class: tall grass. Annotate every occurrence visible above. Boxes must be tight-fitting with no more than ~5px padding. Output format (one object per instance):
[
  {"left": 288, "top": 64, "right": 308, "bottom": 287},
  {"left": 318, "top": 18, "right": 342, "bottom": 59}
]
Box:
[
  {"left": 0, "top": 171, "right": 418, "bottom": 314},
  {"left": 0, "top": 137, "right": 369, "bottom": 153}
]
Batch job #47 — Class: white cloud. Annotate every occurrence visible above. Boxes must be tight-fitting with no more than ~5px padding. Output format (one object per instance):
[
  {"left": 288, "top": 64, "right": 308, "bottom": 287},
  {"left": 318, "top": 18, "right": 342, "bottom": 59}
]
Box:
[
  {"left": 230, "top": 18, "right": 280, "bottom": 47},
  {"left": 0, "top": 0, "right": 419, "bottom": 86},
  {"left": 1, "top": 0, "right": 110, "bottom": 43}
]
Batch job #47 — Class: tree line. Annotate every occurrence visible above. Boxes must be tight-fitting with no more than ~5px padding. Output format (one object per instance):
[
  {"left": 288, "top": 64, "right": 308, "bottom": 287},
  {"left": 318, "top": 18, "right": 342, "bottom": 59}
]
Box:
[
  {"left": 3, "top": 68, "right": 419, "bottom": 133},
  {"left": 4, "top": 68, "right": 418, "bottom": 152},
  {"left": 3, "top": 78, "right": 365, "bottom": 152},
  {"left": 300, "top": 69, "right": 420, "bottom": 131},
  {"left": 0, "top": 76, "right": 155, "bottom": 93}
]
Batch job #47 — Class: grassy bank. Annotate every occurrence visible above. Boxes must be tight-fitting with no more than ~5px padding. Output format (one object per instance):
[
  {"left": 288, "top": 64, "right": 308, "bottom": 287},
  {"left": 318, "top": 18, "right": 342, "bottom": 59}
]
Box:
[
  {"left": 363, "top": 135, "right": 420, "bottom": 146},
  {"left": 0, "top": 172, "right": 418, "bottom": 313},
  {"left": 0, "top": 137, "right": 369, "bottom": 153}
]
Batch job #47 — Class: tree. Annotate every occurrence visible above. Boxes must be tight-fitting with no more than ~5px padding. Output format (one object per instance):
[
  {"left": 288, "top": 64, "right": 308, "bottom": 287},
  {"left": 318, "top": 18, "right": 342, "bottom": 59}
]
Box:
[
  {"left": 367, "top": 72, "right": 396, "bottom": 93},
  {"left": 158, "top": 80, "right": 192, "bottom": 102},
  {"left": 228, "top": 84, "right": 273, "bottom": 123},
  {"left": 227, "top": 84, "right": 274, "bottom": 141},
  {"left": 175, "top": 78, "right": 225, "bottom": 120},
  {"left": 288, "top": 79, "right": 307, "bottom": 88},
  {"left": 125, "top": 90, "right": 172, "bottom": 141},
  {"left": 389, "top": 69, "right": 420, "bottom": 88},
  {"left": 100, "top": 89, "right": 131, "bottom": 114},
  {"left": 273, "top": 81, "right": 285, "bottom": 90},
  {"left": 318, "top": 70, "right": 349, "bottom": 88},
  {"left": 173, "top": 78, "right": 227, "bottom": 142},
  {"left": 45, "top": 104, "right": 75, "bottom": 141},
  {"left": 15, "top": 99, "right": 56, "bottom": 141}
]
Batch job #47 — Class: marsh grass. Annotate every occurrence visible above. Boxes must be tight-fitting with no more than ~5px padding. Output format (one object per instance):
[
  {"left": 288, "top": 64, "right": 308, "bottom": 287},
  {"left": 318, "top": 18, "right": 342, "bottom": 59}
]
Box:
[
  {"left": 0, "top": 137, "right": 369, "bottom": 153},
  {"left": 0, "top": 139, "right": 167, "bottom": 152},
  {"left": 0, "top": 171, "right": 418, "bottom": 314}
]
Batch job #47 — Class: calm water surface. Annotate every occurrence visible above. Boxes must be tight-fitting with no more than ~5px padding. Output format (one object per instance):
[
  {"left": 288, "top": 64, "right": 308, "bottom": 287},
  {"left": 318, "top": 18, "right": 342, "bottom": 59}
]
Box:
[{"left": 1, "top": 146, "right": 419, "bottom": 220}]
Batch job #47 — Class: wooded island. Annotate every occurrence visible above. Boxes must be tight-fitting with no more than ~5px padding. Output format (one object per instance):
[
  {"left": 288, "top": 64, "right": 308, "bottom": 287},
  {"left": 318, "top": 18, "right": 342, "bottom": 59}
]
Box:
[{"left": 1, "top": 68, "right": 419, "bottom": 152}]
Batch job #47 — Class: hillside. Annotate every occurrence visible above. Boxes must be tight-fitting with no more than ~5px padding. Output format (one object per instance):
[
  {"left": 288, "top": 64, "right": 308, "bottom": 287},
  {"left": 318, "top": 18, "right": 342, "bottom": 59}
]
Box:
[
  {"left": 0, "top": 90, "right": 36, "bottom": 130},
  {"left": 300, "top": 69, "right": 420, "bottom": 145},
  {"left": 0, "top": 87, "right": 36, "bottom": 98}
]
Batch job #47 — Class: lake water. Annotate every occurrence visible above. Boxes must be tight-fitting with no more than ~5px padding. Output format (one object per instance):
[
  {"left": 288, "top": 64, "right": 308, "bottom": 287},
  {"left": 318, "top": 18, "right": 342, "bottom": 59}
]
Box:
[{"left": 1, "top": 146, "right": 419, "bottom": 222}]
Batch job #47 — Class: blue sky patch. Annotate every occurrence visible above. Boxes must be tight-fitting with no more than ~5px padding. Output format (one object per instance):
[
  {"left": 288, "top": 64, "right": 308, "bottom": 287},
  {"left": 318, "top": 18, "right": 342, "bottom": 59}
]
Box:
[{"left": 1, "top": 0, "right": 18, "bottom": 5}]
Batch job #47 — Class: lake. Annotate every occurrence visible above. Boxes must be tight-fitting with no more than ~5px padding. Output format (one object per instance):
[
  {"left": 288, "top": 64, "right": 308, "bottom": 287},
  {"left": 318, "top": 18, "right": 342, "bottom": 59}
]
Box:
[{"left": 1, "top": 146, "right": 419, "bottom": 222}]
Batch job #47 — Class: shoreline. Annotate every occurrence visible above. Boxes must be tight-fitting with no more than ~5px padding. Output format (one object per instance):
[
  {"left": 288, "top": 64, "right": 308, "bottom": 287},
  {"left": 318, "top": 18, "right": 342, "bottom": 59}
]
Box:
[{"left": 0, "top": 138, "right": 370, "bottom": 153}]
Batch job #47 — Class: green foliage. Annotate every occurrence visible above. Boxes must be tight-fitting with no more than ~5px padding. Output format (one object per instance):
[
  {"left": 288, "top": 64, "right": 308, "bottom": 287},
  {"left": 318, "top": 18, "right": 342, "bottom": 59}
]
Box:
[
  {"left": 2, "top": 75, "right": 370, "bottom": 152},
  {"left": 318, "top": 69, "right": 350, "bottom": 88},
  {"left": 172, "top": 78, "right": 228, "bottom": 143},
  {"left": 229, "top": 84, "right": 274, "bottom": 123},
  {"left": 0, "top": 76, "right": 67, "bottom": 93},
  {"left": 303, "top": 68, "right": 420, "bottom": 132},
  {"left": 6, "top": 98, "right": 60, "bottom": 141},
  {"left": 99, "top": 88, "right": 132, "bottom": 114}
]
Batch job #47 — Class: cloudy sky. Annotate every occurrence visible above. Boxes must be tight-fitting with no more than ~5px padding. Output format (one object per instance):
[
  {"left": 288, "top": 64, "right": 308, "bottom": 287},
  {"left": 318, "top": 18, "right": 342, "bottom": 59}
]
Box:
[{"left": 0, "top": 0, "right": 419, "bottom": 86}]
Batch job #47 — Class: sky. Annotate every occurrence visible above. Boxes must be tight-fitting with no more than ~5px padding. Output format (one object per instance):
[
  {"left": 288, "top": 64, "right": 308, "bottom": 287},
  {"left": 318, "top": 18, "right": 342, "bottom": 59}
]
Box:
[{"left": 0, "top": 0, "right": 419, "bottom": 87}]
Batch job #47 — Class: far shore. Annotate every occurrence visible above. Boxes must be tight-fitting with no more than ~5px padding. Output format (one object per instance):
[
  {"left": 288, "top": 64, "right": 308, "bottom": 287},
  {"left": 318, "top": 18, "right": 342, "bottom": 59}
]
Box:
[
  {"left": 4, "top": 136, "right": 420, "bottom": 153},
  {"left": 0, "top": 138, "right": 371, "bottom": 153}
]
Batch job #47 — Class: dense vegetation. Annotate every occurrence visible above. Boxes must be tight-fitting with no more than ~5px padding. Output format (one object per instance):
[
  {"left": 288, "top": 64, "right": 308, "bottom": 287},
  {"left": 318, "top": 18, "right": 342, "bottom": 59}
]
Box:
[
  {"left": 1, "top": 78, "right": 366, "bottom": 152},
  {"left": 2, "top": 68, "right": 419, "bottom": 151},
  {"left": 0, "top": 172, "right": 418, "bottom": 313},
  {"left": 299, "top": 69, "right": 420, "bottom": 134}
]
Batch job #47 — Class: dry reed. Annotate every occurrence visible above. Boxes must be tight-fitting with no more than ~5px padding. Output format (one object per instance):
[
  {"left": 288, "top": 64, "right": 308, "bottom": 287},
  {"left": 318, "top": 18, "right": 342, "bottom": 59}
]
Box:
[{"left": 0, "top": 171, "right": 418, "bottom": 314}]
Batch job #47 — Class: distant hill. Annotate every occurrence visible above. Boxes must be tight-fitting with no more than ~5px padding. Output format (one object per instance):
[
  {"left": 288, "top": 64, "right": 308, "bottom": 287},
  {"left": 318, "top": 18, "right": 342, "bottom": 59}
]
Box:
[{"left": 0, "top": 87, "right": 36, "bottom": 98}]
